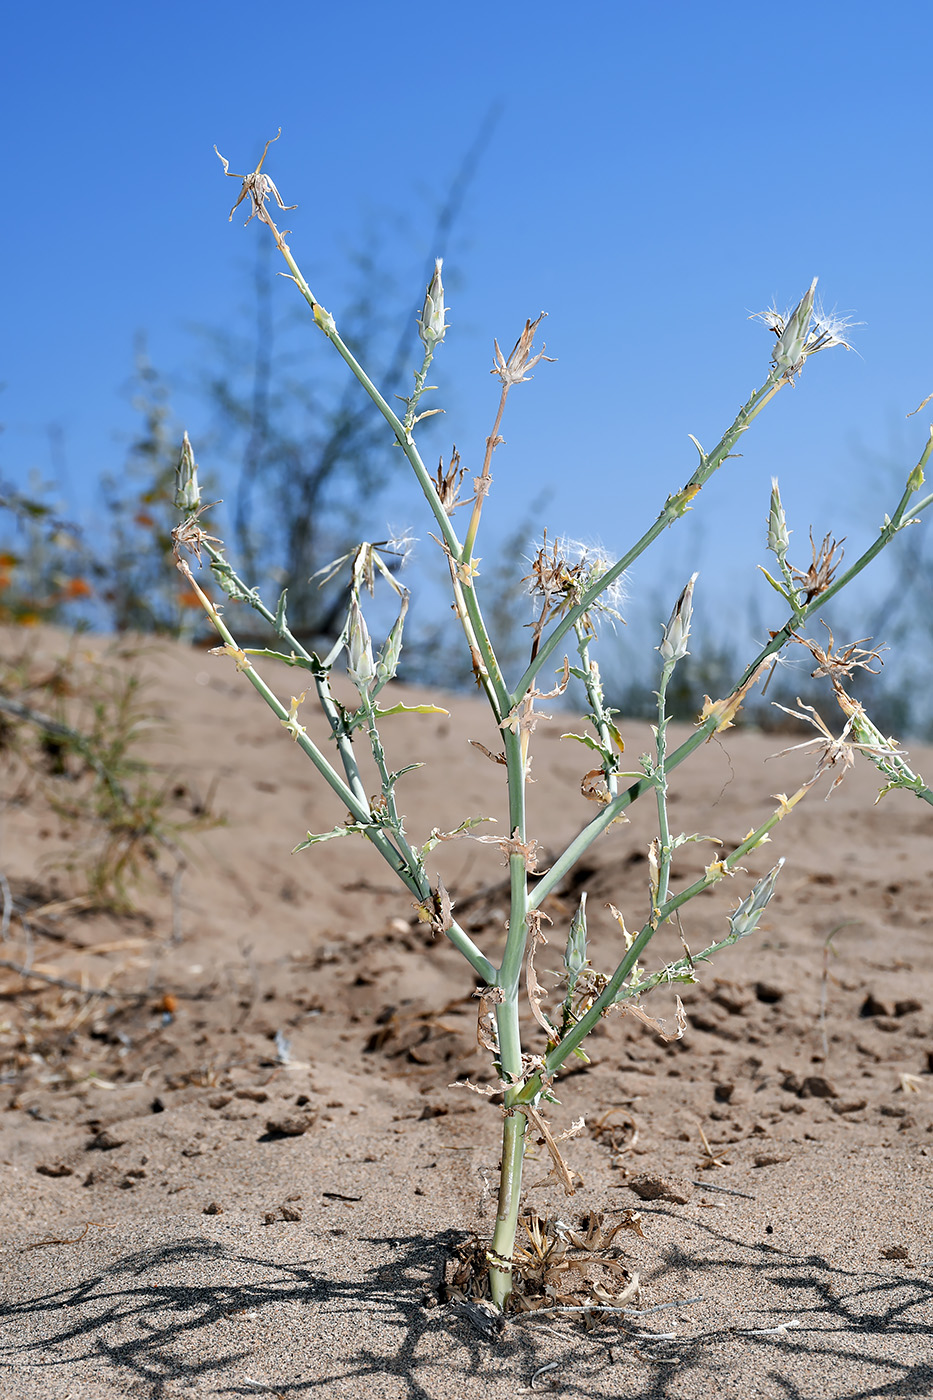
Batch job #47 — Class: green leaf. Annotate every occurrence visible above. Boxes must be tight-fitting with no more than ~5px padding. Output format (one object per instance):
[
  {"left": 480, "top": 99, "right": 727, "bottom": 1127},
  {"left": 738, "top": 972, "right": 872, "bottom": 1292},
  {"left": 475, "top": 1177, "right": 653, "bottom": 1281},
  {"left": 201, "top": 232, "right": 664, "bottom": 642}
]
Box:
[
  {"left": 560, "top": 730, "right": 611, "bottom": 759},
  {"left": 293, "top": 822, "right": 371, "bottom": 852},
  {"left": 374, "top": 702, "right": 449, "bottom": 719},
  {"left": 757, "top": 565, "right": 793, "bottom": 603}
]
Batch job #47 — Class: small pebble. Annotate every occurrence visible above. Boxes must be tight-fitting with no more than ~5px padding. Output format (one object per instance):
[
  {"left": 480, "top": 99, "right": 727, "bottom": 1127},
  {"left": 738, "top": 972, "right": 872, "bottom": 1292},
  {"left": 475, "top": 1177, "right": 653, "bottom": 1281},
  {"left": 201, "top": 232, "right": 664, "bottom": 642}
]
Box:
[
  {"left": 265, "top": 1113, "right": 316, "bottom": 1137},
  {"left": 628, "top": 1173, "right": 693, "bottom": 1204}
]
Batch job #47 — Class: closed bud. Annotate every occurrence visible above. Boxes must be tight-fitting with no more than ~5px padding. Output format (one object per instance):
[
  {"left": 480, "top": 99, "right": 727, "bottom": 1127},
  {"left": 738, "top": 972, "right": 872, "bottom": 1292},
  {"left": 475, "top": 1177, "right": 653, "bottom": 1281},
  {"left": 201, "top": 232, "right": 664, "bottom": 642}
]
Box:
[
  {"left": 564, "top": 893, "right": 588, "bottom": 986},
  {"left": 418, "top": 258, "right": 448, "bottom": 350},
  {"left": 767, "top": 478, "right": 790, "bottom": 560},
  {"left": 174, "top": 432, "right": 201, "bottom": 512},
  {"left": 374, "top": 591, "right": 410, "bottom": 693},
  {"left": 659, "top": 573, "right": 698, "bottom": 663},
  {"left": 728, "top": 859, "right": 784, "bottom": 939},
  {"left": 346, "top": 597, "right": 375, "bottom": 690}
]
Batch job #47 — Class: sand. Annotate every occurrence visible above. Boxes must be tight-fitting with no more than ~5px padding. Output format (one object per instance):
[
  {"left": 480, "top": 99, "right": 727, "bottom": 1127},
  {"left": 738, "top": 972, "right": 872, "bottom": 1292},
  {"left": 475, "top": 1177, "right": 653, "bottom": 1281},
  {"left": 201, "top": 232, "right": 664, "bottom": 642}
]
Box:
[{"left": 1, "top": 629, "right": 931, "bottom": 1398}]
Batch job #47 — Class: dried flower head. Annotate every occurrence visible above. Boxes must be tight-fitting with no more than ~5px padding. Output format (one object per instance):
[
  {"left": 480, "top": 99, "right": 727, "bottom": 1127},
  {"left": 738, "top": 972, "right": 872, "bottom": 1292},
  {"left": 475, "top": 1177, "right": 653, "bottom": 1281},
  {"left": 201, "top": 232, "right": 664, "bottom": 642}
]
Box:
[
  {"left": 491, "top": 313, "right": 555, "bottom": 387},
  {"left": 526, "top": 535, "right": 625, "bottom": 615},
  {"left": 791, "top": 623, "right": 885, "bottom": 684},
  {"left": 433, "top": 448, "right": 469, "bottom": 514},
  {"left": 214, "top": 130, "right": 297, "bottom": 228},
  {"left": 790, "top": 530, "right": 845, "bottom": 603},
  {"left": 770, "top": 698, "right": 896, "bottom": 797},
  {"left": 752, "top": 278, "right": 857, "bottom": 381},
  {"left": 524, "top": 535, "right": 624, "bottom": 661},
  {"left": 171, "top": 502, "right": 222, "bottom": 564}
]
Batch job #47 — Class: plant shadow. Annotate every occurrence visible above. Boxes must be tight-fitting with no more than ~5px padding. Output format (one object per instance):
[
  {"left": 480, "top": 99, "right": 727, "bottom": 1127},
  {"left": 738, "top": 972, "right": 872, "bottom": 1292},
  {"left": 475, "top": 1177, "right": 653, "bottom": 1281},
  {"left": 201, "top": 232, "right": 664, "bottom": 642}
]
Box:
[{"left": 1, "top": 1220, "right": 931, "bottom": 1399}]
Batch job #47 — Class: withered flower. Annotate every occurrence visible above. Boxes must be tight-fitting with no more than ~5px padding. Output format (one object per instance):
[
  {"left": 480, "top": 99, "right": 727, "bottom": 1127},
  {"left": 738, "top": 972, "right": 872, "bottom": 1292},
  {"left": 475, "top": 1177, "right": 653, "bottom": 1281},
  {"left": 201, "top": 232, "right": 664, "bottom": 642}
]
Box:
[
  {"left": 432, "top": 447, "right": 469, "bottom": 514},
  {"left": 491, "top": 313, "right": 555, "bottom": 387},
  {"left": 791, "top": 623, "right": 884, "bottom": 684},
  {"left": 771, "top": 698, "right": 896, "bottom": 797},
  {"left": 214, "top": 130, "right": 297, "bottom": 228},
  {"left": 523, "top": 533, "right": 624, "bottom": 659},
  {"left": 790, "top": 530, "right": 845, "bottom": 603}
]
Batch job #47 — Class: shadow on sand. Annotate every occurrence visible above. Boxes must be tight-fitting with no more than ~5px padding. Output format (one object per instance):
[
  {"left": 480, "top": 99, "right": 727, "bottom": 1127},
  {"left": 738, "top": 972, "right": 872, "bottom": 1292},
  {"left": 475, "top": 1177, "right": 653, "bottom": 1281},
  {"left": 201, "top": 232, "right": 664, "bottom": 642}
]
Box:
[{"left": 1, "top": 1219, "right": 932, "bottom": 1399}]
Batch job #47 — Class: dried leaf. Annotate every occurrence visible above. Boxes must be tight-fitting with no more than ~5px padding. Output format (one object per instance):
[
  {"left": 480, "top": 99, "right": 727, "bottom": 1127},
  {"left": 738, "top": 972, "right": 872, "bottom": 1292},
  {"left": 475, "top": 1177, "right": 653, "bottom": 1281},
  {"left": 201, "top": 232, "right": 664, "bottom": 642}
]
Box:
[
  {"left": 615, "top": 995, "right": 687, "bottom": 1043},
  {"left": 430, "top": 879, "right": 455, "bottom": 938},
  {"left": 474, "top": 985, "right": 504, "bottom": 1054},
  {"left": 581, "top": 769, "right": 612, "bottom": 804},
  {"left": 469, "top": 740, "right": 507, "bottom": 766},
  {"left": 518, "top": 1104, "right": 584, "bottom": 1196},
  {"left": 526, "top": 914, "right": 559, "bottom": 1040},
  {"left": 699, "top": 660, "right": 770, "bottom": 734}
]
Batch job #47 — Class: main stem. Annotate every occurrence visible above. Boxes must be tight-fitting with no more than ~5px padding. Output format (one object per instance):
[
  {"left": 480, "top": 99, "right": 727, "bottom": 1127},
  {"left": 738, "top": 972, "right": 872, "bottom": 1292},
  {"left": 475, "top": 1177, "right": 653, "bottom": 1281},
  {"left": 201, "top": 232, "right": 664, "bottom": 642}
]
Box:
[{"left": 487, "top": 719, "right": 531, "bottom": 1307}]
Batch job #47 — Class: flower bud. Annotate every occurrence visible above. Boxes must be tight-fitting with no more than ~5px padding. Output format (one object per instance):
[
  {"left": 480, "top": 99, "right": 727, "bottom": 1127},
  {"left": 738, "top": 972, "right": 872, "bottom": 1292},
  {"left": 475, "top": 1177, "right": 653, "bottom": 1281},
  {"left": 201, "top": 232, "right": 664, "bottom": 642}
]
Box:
[
  {"left": 346, "top": 597, "right": 375, "bottom": 691},
  {"left": 659, "top": 573, "right": 698, "bottom": 663},
  {"left": 564, "top": 893, "right": 588, "bottom": 986},
  {"left": 771, "top": 278, "right": 817, "bottom": 378},
  {"left": 418, "top": 259, "right": 448, "bottom": 350},
  {"left": 767, "top": 478, "right": 790, "bottom": 560},
  {"left": 374, "top": 591, "right": 409, "bottom": 693},
  {"left": 174, "top": 432, "right": 201, "bottom": 512},
  {"left": 728, "top": 859, "right": 784, "bottom": 939}
]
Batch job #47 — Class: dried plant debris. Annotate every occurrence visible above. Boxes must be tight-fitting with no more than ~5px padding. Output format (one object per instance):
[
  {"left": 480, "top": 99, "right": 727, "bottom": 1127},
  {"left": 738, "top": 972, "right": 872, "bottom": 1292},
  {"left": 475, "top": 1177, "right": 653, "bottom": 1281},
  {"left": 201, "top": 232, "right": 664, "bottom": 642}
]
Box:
[{"left": 446, "top": 1209, "right": 641, "bottom": 1317}]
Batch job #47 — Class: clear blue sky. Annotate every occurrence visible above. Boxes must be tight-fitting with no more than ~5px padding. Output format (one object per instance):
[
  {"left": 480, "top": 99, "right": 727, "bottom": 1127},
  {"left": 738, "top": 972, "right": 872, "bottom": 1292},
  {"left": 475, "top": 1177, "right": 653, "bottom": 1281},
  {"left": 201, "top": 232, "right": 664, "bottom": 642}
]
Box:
[{"left": 4, "top": 1, "right": 932, "bottom": 651}]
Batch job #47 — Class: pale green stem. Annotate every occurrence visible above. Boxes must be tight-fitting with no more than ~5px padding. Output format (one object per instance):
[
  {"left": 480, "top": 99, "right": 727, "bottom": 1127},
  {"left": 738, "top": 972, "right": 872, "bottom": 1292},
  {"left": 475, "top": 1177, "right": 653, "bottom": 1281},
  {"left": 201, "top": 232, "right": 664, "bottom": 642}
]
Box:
[
  {"left": 203, "top": 542, "right": 372, "bottom": 816},
  {"left": 512, "top": 371, "right": 784, "bottom": 704},
  {"left": 485, "top": 695, "right": 533, "bottom": 1307},
  {"left": 488, "top": 1092, "right": 527, "bottom": 1309},
  {"left": 653, "top": 659, "right": 676, "bottom": 913},
  {"left": 488, "top": 846, "right": 530, "bottom": 1309},
  {"left": 273, "top": 229, "right": 518, "bottom": 725},
  {"left": 192, "top": 547, "right": 496, "bottom": 980},
  {"left": 530, "top": 461, "right": 933, "bottom": 912},
  {"left": 273, "top": 234, "right": 464, "bottom": 562},
  {"left": 356, "top": 688, "right": 424, "bottom": 880},
  {"left": 458, "top": 580, "right": 511, "bottom": 719},
  {"left": 403, "top": 345, "right": 436, "bottom": 434},
  {"left": 574, "top": 622, "right": 619, "bottom": 798},
  {"left": 444, "top": 562, "right": 509, "bottom": 722},
  {"left": 517, "top": 790, "right": 800, "bottom": 1104}
]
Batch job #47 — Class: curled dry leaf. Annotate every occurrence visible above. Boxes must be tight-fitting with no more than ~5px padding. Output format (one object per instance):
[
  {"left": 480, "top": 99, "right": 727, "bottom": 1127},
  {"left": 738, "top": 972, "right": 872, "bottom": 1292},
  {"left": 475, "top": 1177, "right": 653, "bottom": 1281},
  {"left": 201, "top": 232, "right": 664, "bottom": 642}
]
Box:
[
  {"left": 474, "top": 985, "right": 505, "bottom": 1054},
  {"left": 430, "top": 879, "right": 455, "bottom": 937},
  {"left": 525, "top": 912, "right": 559, "bottom": 1040},
  {"left": 518, "top": 1103, "right": 584, "bottom": 1196},
  {"left": 614, "top": 995, "right": 687, "bottom": 1043},
  {"left": 469, "top": 740, "right": 507, "bottom": 766},
  {"left": 474, "top": 834, "right": 543, "bottom": 872},
  {"left": 581, "top": 770, "right": 612, "bottom": 804}
]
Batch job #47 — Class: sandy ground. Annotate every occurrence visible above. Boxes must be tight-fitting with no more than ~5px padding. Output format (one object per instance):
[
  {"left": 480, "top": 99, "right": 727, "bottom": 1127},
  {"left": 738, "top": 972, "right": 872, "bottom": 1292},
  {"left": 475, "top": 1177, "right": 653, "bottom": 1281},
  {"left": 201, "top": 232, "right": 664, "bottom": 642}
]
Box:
[{"left": 1, "top": 629, "right": 931, "bottom": 1398}]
